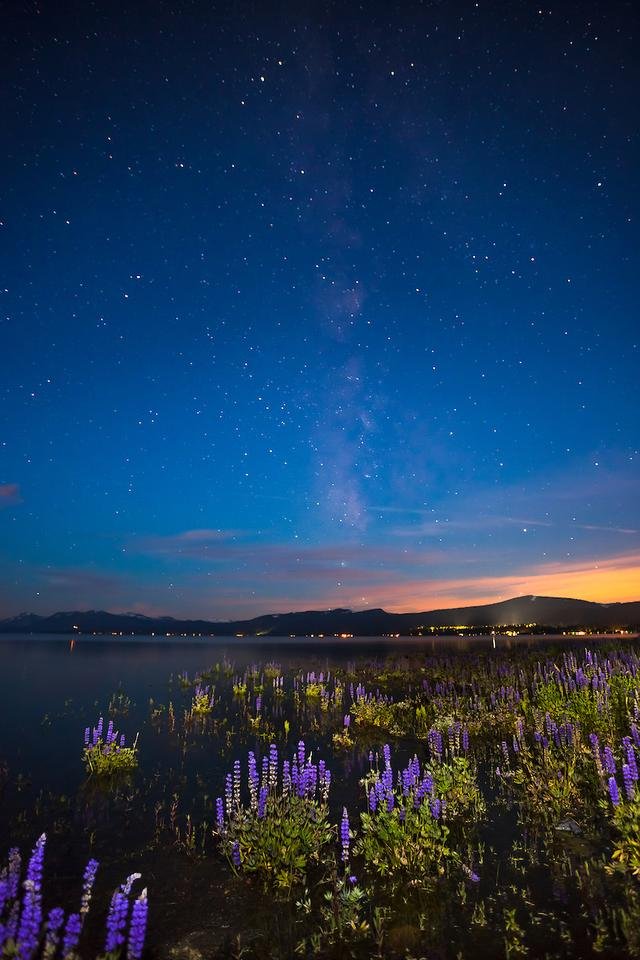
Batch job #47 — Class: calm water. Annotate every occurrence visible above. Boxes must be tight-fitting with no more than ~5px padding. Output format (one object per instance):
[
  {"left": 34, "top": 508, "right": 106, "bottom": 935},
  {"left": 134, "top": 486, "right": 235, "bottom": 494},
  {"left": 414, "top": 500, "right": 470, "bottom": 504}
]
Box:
[{"left": 0, "top": 633, "right": 636, "bottom": 959}]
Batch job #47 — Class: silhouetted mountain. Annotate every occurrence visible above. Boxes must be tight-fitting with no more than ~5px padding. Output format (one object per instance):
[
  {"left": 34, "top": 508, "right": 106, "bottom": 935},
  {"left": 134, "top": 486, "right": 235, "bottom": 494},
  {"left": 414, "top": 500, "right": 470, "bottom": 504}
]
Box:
[{"left": 1, "top": 595, "right": 639, "bottom": 636}]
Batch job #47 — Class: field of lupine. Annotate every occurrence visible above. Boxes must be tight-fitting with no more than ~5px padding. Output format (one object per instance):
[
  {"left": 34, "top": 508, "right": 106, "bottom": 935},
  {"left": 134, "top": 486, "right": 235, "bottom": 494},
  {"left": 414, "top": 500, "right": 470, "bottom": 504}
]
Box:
[{"left": 2, "top": 635, "right": 640, "bottom": 959}]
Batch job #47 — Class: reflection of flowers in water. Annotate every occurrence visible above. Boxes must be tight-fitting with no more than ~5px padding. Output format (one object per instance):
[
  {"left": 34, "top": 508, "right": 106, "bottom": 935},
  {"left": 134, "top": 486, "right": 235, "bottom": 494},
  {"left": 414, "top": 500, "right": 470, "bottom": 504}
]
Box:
[{"left": 77, "top": 769, "right": 137, "bottom": 834}]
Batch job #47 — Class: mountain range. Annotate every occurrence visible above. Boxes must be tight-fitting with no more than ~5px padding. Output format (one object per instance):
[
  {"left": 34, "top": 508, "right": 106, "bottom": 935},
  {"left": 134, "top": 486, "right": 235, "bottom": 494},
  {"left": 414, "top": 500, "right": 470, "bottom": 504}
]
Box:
[{"left": 1, "top": 595, "right": 639, "bottom": 636}]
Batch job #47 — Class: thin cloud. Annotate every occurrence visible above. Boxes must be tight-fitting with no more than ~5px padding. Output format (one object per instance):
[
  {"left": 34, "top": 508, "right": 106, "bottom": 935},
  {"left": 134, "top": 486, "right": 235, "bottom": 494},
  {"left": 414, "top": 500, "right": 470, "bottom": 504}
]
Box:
[
  {"left": 389, "top": 516, "right": 554, "bottom": 537},
  {"left": 131, "top": 531, "right": 445, "bottom": 570},
  {"left": 0, "top": 483, "right": 22, "bottom": 507},
  {"left": 130, "top": 529, "right": 242, "bottom": 557},
  {"left": 575, "top": 523, "right": 639, "bottom": 535}
]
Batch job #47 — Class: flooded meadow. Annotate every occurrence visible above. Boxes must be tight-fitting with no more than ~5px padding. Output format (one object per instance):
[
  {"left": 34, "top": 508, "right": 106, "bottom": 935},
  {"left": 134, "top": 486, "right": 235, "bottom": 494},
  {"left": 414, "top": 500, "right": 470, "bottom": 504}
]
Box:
[{"left": 1, "top": 634, "right": 640, "bottom": 959}]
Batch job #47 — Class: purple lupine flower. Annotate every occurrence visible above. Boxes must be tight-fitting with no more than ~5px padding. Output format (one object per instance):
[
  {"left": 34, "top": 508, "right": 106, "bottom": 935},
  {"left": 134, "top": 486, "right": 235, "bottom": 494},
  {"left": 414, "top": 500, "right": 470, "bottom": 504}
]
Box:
[
  {"left": 343, "top": 714, "right": 351, "bottom": 728},
  {"left": 120, "top": 874, "right": 141, "bottom": 897},
  {"left": 608, "top": 776, "right": 620, "bottom": 807},
  {"left": 290, "top": 761, "right": 299, "bottom": 792},
  {"left": 603, "top": 746, "right": 616, "bottom": 776},
  {"left": 84, "top": 727, "right": 90, "bottom": 746},
  {"left": 80, "top": 858, "right": 99, "bottom": 916},
  {"left": 282, "top": 760, "right": 291, "bottom": 797},
  {"left": 462, "top": 728, "right": 470, "bottom": 751},
  {"left": 306, "top": 764, "right": 317, "bottom": 795},
  {"left": 590, "top": 733, "right": 604, "bottom": 776},
  {"left": 1, "top": 849, "right": 20, "bottom": 918},
  {"left": 44, "top": 906, "right": 65, "bottom": 955},
  {"left": 622, "top": 764, "right": 635, "bottom": 800},
  {"left": 382, "top": 766, "right": 393, "bottom": 793},
  {"left": 257, "top": 786, "right": 268, "bottom": 819},
  {"left": 268, "top": 744, "right": 278, "bottom": 789},
  {"left": 0, "top": 879, "right": 9, "bottom": 923},
  {"left": 7, "top": 847, "right": 21, "bottom": 900},
  {"left": 382, "top": 744, "right": 391, "bottom": 769},
  {"left": 17, "top": 833, "right": 46, "bottom": 960},
  {"left": 297, "top": 740, "right": 306, "bottom": 767},
  {"left": 627, "top": 744, "right": 639, "bottom": 781},
  {"left": 127, "top": 888, "right": 148, "bottom": 960},
  {"left": 231, "top": 841, "right": 241, "bottom": 867},
  {"left": 401, "top": 768, "right": 412, "bottom": 797},
  {"left": 2, "top": 901, "right": 20, "bottom": 946},
  {"left": 428, "top": 728, "right": 443, "bottom": 760},
  {"left": 215, "top": 797, "right": 225, "bottom": 828},
  {"left": 61, "top": 912, "right": 82, "bottom": 957},
  {"left": 369, "top": 786, "right": 378, "bottom": 813},
  {"left": 340, "top": 808, "right": 350, "bottom": 862},
  {"left": 105, "top": 890, "right": 130, "bottom": 953},
  {"left": 233, "top": 760, "right": 241, "bottom": 806},
  {"left": 321, "top": 768, "right": 331, "bottom": 801},
  {"left": 430, "top": 798, "right": 441, "bottom": 819},
  {"left": 248, "top": 751, "right": 259, "bottom": 802}
]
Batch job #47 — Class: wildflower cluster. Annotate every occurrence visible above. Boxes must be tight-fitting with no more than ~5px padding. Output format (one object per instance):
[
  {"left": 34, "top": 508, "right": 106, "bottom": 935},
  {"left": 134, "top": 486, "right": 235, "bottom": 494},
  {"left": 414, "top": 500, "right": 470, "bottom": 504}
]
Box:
[
  {"left": 599, "top": 730, "right": 640, "bottom": 877},
  {"left": 83, "top": 718, "right": 139, "bottom": 776},
  {"left": 214, "top": 741, "right": 334, "bottom": 892},
  {"left": 190, "top": 683, "right": 215, "bottom": 715},
  {"left": 356, "top": 743, "right": 483, "bottom": 886},
  {"left": 332, "top": 714, "right": 354, "bottom": 749},
  {"left": 349, "top": 685, "right": 405, "bottom": 734}
]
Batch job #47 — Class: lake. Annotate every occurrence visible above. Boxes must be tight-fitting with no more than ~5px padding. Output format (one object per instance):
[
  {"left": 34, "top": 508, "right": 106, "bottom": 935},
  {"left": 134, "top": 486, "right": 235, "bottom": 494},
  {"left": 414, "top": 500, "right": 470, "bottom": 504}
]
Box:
[{"left": 1, "top": 633, "right": 638, "bottom": 959}]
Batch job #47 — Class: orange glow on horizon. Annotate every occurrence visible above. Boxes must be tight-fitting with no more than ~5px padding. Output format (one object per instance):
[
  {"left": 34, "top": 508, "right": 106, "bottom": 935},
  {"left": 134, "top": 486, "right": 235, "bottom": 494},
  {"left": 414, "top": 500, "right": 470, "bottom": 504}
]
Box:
[{"left": 378, "top": 553, "right": 640, "bottom": 613}]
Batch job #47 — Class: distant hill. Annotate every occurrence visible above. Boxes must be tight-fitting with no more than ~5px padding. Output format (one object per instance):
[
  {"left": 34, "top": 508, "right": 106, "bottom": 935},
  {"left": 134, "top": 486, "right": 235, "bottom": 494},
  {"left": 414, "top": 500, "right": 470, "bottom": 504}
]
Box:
[{"left": 1, "top": 595, "right": 639, "bottom": 636}]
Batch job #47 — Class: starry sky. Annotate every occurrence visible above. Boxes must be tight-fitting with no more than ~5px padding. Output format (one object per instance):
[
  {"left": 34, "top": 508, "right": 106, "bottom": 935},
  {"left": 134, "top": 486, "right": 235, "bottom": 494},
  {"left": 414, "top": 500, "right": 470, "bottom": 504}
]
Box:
[{"left": 1, "top": 0, "right": 638, "bottom": 620}]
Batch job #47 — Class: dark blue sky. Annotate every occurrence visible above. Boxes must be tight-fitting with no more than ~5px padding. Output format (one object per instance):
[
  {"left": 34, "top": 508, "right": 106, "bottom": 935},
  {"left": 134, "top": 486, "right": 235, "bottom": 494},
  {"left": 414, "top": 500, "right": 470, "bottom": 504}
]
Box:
[{"left": 1, "top": 0, "right": 638, "bottom": 618}]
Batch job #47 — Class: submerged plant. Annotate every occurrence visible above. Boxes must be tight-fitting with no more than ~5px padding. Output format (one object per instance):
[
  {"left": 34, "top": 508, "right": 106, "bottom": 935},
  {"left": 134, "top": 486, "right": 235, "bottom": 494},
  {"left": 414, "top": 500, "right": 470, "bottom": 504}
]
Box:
[
  {"left": 83, "top": 718, "right": 139, "bottom": 776},
  {"left": 332, "top": 715, "right": 354, "bottom": 749},
  {"left": 190, "top": 683, "right": 215, "bottom": 715}
]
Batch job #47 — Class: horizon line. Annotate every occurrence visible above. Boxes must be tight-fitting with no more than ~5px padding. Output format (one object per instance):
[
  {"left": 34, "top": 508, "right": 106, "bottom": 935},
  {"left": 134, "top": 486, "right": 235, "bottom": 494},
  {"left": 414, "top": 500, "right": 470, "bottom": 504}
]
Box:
[{"left": 3, "top": 591, "right": 640, "bottom": 624}]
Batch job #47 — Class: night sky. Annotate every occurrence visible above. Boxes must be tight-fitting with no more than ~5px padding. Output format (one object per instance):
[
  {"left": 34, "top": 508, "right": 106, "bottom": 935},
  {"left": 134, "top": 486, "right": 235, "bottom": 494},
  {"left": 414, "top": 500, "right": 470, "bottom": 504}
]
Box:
[{"left": 1, "top": 1, "right": 638, "bottom": 620}]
